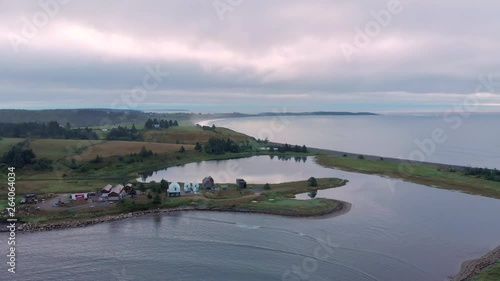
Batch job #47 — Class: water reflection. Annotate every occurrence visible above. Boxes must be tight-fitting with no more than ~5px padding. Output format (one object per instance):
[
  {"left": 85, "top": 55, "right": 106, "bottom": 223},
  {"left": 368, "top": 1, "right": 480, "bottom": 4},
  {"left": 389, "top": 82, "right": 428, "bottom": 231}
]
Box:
[
  {"left": 137, "top": 156, "right": 329, "bottom": 184},
  {"left": 268, "top": 155, "right": 307, "bottom": 162},
  {"left": 308, "top": 190, "right": 317, "bottom": 198}
]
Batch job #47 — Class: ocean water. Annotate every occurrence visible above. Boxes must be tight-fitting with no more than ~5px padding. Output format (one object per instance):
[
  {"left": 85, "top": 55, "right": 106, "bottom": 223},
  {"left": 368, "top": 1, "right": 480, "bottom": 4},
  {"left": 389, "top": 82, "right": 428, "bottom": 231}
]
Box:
[
  {"left": 200, "top": 114, "right": 500, "bottom": 169},
  {"left": 5, "top": 156, "right": 500, "bottom": 281}
]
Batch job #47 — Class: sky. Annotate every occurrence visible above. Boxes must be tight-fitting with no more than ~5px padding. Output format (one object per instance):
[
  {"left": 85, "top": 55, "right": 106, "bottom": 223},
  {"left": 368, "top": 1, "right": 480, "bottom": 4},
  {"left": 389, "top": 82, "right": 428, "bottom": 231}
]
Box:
[{"left": 1, "top": 0, "right": 500, "bottom": 113}]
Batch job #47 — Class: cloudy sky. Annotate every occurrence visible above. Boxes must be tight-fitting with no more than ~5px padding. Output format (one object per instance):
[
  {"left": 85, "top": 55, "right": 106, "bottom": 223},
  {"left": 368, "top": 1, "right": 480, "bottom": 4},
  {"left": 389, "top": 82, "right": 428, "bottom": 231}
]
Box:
[{"left": 1, "top": 0, "right": 500, "bottom": 113}]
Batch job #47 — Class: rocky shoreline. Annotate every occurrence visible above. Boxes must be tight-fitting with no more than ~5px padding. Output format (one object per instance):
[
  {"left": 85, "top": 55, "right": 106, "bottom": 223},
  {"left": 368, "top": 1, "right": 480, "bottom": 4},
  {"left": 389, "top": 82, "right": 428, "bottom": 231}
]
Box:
[
  {"left": 6, "top": 200, "right": 351, "bottom": 233},
  {"left": 451, "top": 246, "right": 500, "bottom": 281}
]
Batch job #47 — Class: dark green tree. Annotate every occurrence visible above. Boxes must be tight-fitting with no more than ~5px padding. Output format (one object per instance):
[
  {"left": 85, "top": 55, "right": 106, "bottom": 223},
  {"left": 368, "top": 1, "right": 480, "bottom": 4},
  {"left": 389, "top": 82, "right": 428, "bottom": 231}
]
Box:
[{"left": 308, "top": 177, "right": 318, "bottom": 187}]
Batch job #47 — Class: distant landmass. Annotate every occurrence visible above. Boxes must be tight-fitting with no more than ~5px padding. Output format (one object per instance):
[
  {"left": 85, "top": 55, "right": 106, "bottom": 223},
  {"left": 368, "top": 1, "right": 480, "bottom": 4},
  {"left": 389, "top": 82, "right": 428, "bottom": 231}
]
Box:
[
  {"left": 257, "top": 111, "right": 378, "bottom": 116},
  {"left": 0, "top": 109, "right": 378, "bottom": 127}
]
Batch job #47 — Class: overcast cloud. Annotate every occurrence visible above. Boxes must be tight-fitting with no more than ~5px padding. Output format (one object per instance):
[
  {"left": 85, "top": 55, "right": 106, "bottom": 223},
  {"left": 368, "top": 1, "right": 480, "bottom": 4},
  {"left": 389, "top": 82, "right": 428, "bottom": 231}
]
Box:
[{"left": 1, "top": 0, "right": 500, "bottom": 113}]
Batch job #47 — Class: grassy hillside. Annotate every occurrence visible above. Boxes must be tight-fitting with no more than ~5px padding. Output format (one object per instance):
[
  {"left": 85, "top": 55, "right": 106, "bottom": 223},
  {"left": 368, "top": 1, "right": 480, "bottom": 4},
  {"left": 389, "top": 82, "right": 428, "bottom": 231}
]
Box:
[
  {"left": 143, "top": 126, "right": 254, "bottom": 144},
  {"left": 78, "top": 141, "right": 193, "bottom": 160}
]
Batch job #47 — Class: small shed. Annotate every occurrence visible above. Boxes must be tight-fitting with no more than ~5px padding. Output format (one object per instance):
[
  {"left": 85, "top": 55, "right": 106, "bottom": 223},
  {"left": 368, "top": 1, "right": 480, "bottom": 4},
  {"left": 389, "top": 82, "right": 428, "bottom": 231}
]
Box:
[
  {"left": 202, "top": 176, "right": 215, "bottom": 190},
  {"left": 168, "top": 182, "right": 181, "bottom": 197},
  {"left": 71, "top": 193, "right": 88, "bottom": 200},
  {"left": 236, "top": 178, "right": 247, "bottom": 189}
]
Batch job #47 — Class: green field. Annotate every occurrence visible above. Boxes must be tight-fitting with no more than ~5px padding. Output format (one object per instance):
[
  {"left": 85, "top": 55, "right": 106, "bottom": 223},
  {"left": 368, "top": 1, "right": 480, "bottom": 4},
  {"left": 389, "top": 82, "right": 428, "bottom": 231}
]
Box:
[
  {"left": 0, "top": 138, "right": 25, "bottom": 154},
  {"left": 316, "top": 154, "right": 500, "bottom": 199},
  {"left": 471, "top": 261, "right": 500, "bottom": 281},
  {"left": 0, "top": 138, "right": 103, "bottom": 160}
]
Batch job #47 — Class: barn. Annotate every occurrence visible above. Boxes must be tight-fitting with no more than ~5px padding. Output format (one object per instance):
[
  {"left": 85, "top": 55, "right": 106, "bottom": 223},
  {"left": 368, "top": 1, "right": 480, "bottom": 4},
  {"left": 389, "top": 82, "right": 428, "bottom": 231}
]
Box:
[{"left": 168, "top": 182, "right": 181, "bottom": 197}]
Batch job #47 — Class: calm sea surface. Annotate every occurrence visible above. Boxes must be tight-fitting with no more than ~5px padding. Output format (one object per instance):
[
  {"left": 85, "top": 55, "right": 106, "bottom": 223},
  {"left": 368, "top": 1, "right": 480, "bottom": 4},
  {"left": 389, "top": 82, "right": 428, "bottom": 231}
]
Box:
[
  {"left": 200, "top": 114, "right": 500, "bottom": 169},
  {"left": 4, "top": 156, "right": 500, "bottom": 281}
]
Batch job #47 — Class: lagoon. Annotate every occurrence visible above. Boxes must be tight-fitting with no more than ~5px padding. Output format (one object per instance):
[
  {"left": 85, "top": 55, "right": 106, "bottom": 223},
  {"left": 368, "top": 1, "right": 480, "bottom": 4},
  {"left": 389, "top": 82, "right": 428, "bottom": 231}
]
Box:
[{"left": 8, "top": 156, "right": 500, "bottom": 281}]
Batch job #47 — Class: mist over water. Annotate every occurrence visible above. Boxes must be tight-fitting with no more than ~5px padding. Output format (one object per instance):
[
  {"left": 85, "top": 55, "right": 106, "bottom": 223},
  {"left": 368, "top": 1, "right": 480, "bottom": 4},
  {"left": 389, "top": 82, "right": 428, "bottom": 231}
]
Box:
[{"left": 203, "top": 114, "right": 500, "bottom": 169}]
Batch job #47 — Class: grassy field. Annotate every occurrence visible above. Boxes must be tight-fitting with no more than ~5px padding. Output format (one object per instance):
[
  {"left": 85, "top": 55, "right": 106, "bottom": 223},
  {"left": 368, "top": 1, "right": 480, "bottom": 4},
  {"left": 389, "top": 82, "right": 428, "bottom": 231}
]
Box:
[
  {"left": 471, "top": 261, "right": 500, "bottom": 281},
  {"left": 30, "top": 139, "right": 104, "bottom": 160},
  {"left": 77, "top": 141, "right": 194, "bottom": 160},
  {"left": 14, "top": 179, "right": 112, "bottom": 194},
  {"left": 0, "top": 138, "right": 103, "bottom": 160},
  {"left": 143, "top": 126, "right": 254, "bottom": 144},
  {"left": 0, "top": 137, "right": 25, "bottom": 154},
  {"left": 315, "top": 154, "right": 500, "bottom": 199}
]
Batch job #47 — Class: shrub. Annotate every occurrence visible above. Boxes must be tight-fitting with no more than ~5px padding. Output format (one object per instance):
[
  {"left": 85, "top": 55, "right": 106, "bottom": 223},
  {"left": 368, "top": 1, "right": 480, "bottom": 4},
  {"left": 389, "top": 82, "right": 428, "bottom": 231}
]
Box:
[{"left": 263, "top": 183, "right": 271, "bottom": 190}]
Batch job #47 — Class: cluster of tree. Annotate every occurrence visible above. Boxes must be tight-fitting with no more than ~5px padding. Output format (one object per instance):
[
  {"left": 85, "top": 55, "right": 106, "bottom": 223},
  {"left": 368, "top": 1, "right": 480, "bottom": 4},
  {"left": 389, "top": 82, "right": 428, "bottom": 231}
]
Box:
[
  {"left": 106, "top": 125, "right": 142, "bottom": 141},
  {"left": 204, "top": 138, "right": 241, "bottom": 154},
  {"left": 269, "top": 144, "right": 308, "bottom": 153},
  {"left": 464, "top": 167, "right": 500, "bottom": 182},
  {"left": 0, "top": 109, "right": 147, "bottom": 127},
  {"left": 144, "top": 118, "right": 179, "bottom": 129},
  {"left": 194, "top": 142, "right": 202, "bottom": 151},
  {"left": 139, "top": 146, "right": 154, "bottom": 158},
  {"left": 1, "top": 142, "right": 36, "bottom": 168},
  {"left": 0, "top": 121, "right": 98, "bottom": 139}
]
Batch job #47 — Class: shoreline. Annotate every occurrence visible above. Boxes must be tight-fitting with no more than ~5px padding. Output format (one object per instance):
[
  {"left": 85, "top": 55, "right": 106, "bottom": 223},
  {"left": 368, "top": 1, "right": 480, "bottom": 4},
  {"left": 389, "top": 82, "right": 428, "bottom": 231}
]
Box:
[
  {"left": 451, "top": 246, "right": 500, "bottom": 281},
  {"left": 6, "top": 200, "right": 352, "bottom": 233}
]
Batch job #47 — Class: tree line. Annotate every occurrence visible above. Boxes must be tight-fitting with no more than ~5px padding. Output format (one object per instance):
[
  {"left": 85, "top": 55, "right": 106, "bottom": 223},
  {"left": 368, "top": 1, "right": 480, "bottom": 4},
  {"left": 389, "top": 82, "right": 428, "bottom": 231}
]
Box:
[
  {"left": 0, "top": 109, "right": 147, "bottom": 127},
  {"left": 0, "top": 121, "right": 98, "bottom": 139},
  {"left": 106, "top": 125, "right": 143, "bottom": 141},
  {"left": 144, "top": 118, "right": 179, "bottom": 129},
  {"left": 464, "top": 167, "right": 500, "bottom": 182},
  {"left": 269, "top": 143, "right": 308, "bottom": 153},
  {"left": 204, "top": 138, "right": 242, "bottom": 154}
]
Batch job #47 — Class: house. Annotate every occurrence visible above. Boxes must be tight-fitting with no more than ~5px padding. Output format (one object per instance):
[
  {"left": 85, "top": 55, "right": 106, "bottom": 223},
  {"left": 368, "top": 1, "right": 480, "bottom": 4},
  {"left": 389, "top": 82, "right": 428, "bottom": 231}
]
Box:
[
  {"left": 71, "top": 193, "right": 88, "bottom": 200},
  {"left": 202, "top": 176, "right": 215, "bottom": 190},
  {"left": 108, "top": 184, "right": 125, "bottom": 201},
  {"left": 192, "top": 182, "right": 200, "bottom": 193},
  {"left": 168, "top": 182, "right": 181, "bottom": 197},
  {"left": 183, "top": 182, "right": 192, "bottom": 193},
  {"left": 101, "top": 184, "right": 113, "bottom": 194},
  {"left": 236, "top": 178, "right": 247, "bottom": 189},
  {"left": 153, "top": 123, "right": 160, "bottom": 129}
]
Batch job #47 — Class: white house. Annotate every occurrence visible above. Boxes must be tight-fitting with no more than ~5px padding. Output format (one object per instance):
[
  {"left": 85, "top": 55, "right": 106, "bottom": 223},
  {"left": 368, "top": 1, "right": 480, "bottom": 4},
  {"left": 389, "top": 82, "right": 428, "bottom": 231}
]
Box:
[
  {"left": 168, "top": 182, "right": 181, "bottom": 197},
  {"left": 183, "top": 182, "right": 192, "bottom": 193},
  {"left": 192, "top": 182, "right": 200, "bottom": 193}
]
